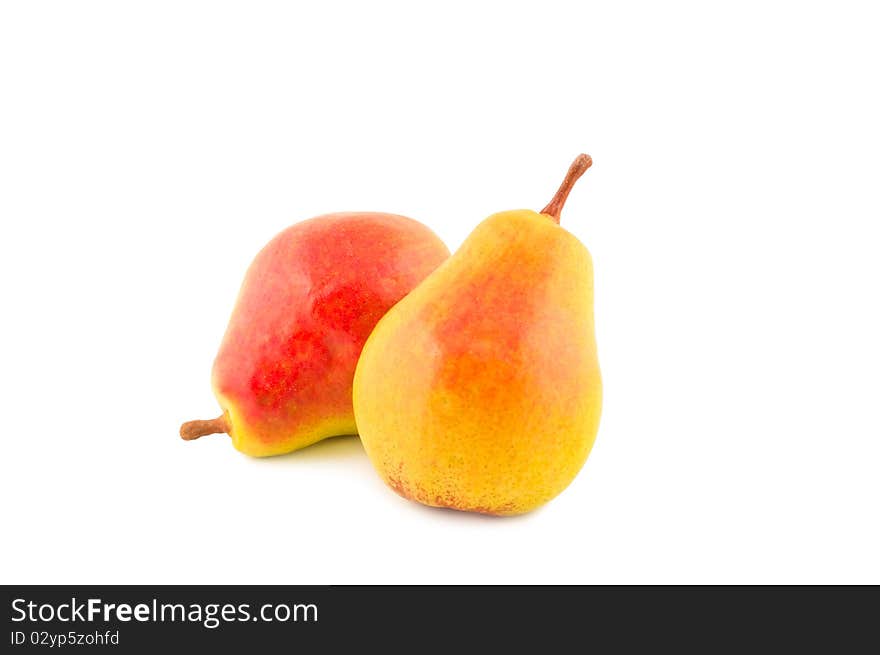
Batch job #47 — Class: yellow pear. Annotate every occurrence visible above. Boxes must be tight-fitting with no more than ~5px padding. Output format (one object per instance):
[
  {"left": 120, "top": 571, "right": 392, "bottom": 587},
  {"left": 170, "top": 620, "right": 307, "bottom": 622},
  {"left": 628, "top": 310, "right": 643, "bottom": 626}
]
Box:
[{"left": 353, "top": 155, "right": 601, "bottom": 515}]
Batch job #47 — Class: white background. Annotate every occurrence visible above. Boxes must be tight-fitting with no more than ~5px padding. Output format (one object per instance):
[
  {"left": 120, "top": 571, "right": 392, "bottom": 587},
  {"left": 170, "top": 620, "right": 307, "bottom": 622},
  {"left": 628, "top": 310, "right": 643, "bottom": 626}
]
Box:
[{"left": 1, "top": 2, "right": 878, "bottom": 584}]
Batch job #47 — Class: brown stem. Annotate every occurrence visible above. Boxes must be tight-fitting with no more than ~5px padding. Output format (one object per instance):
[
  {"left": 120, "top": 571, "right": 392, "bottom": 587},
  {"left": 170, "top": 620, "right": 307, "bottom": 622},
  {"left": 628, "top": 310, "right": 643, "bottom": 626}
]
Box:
[
  {"left": 540, "top": 153, "right": 592, "bottom": 224},
  {"left": 180, "top": 414, "right": 230, "bottom": 441}
]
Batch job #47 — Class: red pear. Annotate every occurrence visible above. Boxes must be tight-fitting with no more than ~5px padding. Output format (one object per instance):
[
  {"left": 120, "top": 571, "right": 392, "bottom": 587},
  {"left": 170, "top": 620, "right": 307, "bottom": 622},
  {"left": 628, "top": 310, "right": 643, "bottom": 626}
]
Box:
[{"left": 181, "top": 212, "right": 449, "bottom": 456}]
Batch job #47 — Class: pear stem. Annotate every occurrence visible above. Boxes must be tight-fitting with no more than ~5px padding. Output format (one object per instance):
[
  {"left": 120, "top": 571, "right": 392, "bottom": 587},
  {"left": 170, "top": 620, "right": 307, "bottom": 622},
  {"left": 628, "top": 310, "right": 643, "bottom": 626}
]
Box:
[
  {"left": 180, "top": 414, "right": 229, "bottom": 441},
  {"left": 541, "top": 153, "right": 592, "bottom": 224}
]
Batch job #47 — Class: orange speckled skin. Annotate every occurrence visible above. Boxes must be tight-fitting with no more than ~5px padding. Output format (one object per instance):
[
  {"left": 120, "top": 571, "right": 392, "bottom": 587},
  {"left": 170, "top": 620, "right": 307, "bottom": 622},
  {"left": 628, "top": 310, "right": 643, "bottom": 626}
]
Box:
[
  {"left": 353, "top": 210, "right": 602, "bottom": 515},
  {"left": 212, "top": 212, "right": 449, "bottom": 457}
]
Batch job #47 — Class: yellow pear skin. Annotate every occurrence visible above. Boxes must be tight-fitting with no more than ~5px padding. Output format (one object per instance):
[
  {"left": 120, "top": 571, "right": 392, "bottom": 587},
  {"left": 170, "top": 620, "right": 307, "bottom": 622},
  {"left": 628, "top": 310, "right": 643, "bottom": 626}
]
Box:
[{"left": 353, "top": 155, "right": 601, "bottom": 515}]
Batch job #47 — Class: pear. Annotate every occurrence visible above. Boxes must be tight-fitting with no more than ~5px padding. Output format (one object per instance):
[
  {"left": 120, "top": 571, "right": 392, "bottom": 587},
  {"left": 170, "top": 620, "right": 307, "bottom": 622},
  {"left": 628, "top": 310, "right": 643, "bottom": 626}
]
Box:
[
  {"left": 181, "top": 212, "right": 449, "bottom": 456},
  {"left": 353, "top": 156, "right": 600, "bottom": 515}
]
